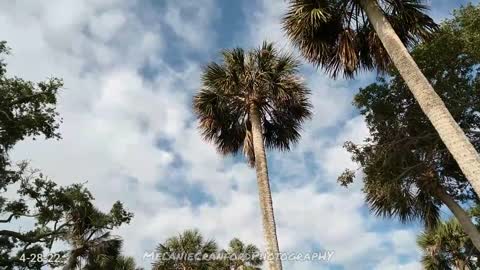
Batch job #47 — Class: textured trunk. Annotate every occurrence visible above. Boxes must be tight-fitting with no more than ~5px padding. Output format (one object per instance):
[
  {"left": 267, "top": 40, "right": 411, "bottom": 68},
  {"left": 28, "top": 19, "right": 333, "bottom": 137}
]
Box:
[
  {"left": 249, "top": 103, "right": 283, "bottom": 270},
  {"left": 457, "top": 259, "right": 469, "bottom": 270},
  {"left": 455, "top": 259, "right": 467, "bottom": 270},
  {"left": 359, "top": 0, "right": 480, "bottom": 197},
  {"left": 434, "top": 187, "right": 480, "bottom": 252}
]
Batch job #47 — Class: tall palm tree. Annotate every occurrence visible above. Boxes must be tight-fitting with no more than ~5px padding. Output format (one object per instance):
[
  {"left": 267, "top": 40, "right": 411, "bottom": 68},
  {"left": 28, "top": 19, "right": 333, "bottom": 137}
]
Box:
[
  {"left": 152, "top": 229, "right": 218, "bottom": 270},
  {"left": 194, "top": 42, "right": 312, "bottom": 270},
  {"left": 283, "top": 0, "right": 480, "bottom": 197},
  {"left": 418, "top": 217, "right": 480, "bottom": 270},
  {"left": 338, "top": 6, "right": 480, "bottom": 250}
]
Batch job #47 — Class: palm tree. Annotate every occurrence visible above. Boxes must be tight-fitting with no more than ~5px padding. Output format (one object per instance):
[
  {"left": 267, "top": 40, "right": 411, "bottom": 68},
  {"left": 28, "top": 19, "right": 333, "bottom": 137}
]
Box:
[
  {"left": 64, "top": 230, "right": 123, "bottom": 270},
  {"left": 62, "top": 202, "right": 124, "bottom": 270},
  {"left": 283, "top": 0, "right": 480, "bottom": 197},
  {"left": 348, "top": 154, "right": 480, "bottom": 251},
  {"left": 194, "top": 42, "right": 312, "bottom": 270},
  {"left": 338, "top": 6, "right": 480, "bottom": 250},
  {"left": 111, "top": 256, "right": 143, "bottom": 270},
  {"left": 418, "top": 217, "right": 480, "bottom": 270},
  {"left": 224, "top": 238, "right": 262, "bottom": 270},
  {"left": 152, "top": 229, "right": 218, "bottom": 270}
]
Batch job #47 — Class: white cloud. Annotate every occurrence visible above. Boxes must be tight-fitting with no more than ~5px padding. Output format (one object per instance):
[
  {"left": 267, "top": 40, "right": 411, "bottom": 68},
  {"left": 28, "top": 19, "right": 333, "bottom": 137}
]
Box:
[
  {"left": 162, "top": 0, "right": 219, "bottom": 50},
  {"left": 390, "top": 230, "right": 421, "bottom": 257},
  {"left": 374, "top": 256, "right": 422, "bottom": 270},
  {"left": 319, "top": 116, "right": 369, "bottom": 180},
  {"left": 88, "top": 9, "right": 127, "bottom": 42},
  {"left": 246, "top": 0, "right": 290, "bottom": 48}
]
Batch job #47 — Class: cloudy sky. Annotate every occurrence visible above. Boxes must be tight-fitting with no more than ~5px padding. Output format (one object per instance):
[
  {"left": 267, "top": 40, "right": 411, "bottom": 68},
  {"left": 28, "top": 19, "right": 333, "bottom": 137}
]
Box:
[{"left": 2, "top": 0, "right": 479, "bottom": 269}]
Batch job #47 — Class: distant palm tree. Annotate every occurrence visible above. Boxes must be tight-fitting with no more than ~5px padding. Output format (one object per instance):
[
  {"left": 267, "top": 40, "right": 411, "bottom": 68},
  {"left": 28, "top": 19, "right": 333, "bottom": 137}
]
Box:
[
  {"left": 225, "top": 238, "right": 262, "bottom": 270},
  {"left": 283, "top": 0, "right": 480, "bottom": 197},
  {"left": 194, "top": 42, "right": 312, "bottom": 270},
  {"left": 152, "top": 230, "right": 263, "bottom": 270},
  {"left": 111, "top": 256, "right": 143, "bottom": 270},
  {"left": 418, "top": 218, "right": 480, "bottom": 270},
  {"left": 152, "top": 229, "right": 218, "bottom": 270}
]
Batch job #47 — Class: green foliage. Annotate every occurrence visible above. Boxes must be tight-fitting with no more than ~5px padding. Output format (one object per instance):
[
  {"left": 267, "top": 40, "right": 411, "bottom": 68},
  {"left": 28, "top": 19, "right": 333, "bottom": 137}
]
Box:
[
  {"left": 62, "top": 199, "right": 133, "bottom": 269},
  {"left": 152, "top": 229, "right": 218, "bottom": 270},
  {"left": 223, "top": 238, "right": 262, "bottom": 270},
  {"left": 339, "top": 4, "right": 480, "bottom": 228},
  {"left": 0, "top": 42, "right": 62, "bottom": 193},
  {"left": 193, "top": 41, "right": 312, "bottom": 166},
  {"left": 0, "top": 166, "right": 134, "bottom": 269},
  {"left": 450, "top": 4, "right": 480, "bottom": 61},
  {"left": 152, "top": 230, "right": 262, "bottom": 270},
  {"left": 282, "top": 0, "right": 438, "bottom": 77},
  {"left": 110, "top": 256, "right": 143, "bottom": 270},
  {"left": 0, "top": 42, "right": 134, "bottom": 269},
  {"left": 417, "top": 214, "right": 480, "bottom": 269}
]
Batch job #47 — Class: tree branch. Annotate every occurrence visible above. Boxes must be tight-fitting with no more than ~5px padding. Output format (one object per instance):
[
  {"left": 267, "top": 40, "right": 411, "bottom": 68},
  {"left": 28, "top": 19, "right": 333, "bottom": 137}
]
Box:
[
  {"left": 0, "top": 212, "right": 40, "bottom": 223},
  {"left": 0, "top": 213, "right": 15, "bottom": 223},
  {"left": 0, "top": 221, "right": 70, "bottom": 243}
]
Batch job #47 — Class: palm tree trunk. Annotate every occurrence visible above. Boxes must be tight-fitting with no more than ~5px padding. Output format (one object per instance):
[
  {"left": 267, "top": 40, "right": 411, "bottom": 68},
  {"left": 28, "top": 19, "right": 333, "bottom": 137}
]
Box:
[
  {"left": 456, "top": 259, "right": 469, "bottom": 270},
  {"left": 359, "top": 0, "right": 480, "bottom": 197},
  {"left": 433, "top": 186, "right": 480, "bottom": 252},
  {"left": 249, "top": 103, "right": 282, "bottom": 270}
]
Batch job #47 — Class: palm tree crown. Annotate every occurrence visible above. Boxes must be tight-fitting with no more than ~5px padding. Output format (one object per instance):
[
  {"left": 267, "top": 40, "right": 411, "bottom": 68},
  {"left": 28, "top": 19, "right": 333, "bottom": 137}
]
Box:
[
  {"left": 152, "top": 229, "right": 218, "bottom": 270},
  {"left": 283, "top": 0, "right": 438, "bottom": 77},
  {"left": 193, "top": 42, "right": 312, "bottom": 166},
  {"left": 63, "top": 202, "right": 125, "bottom": 269},
  {"left": 225, "top": 238, "right": 262, "bottom": 270},
  {"left": 112, "top": 256, "right": 142, "bottom": 270},
  {"left": 418, "top": 217, "right": 480, "bottom": 269}
]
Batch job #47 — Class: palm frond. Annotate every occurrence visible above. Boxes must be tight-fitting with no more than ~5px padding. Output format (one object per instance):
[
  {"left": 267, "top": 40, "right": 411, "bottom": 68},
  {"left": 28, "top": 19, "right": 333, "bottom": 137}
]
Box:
[
  {"left": 358, "top": 141, "right": 442, "bottom": 227},
  {"left": 385, "top": 0, "right": 438, "bottom": 44},
  {"left": 152, "top": 230, "right": 218, "bottom": 270},
  {"left": 283, "top": 0, "right": 438, "bottom": 77},
  {"left": 417, "top": 218, "right": 475, "bottom": 270}
]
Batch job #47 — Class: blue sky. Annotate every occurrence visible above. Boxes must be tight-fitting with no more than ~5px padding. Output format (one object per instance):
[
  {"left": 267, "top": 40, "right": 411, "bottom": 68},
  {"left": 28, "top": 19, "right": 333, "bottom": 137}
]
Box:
[{"left": 2, "top": 0, "right": 479, "bottom": 269}]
